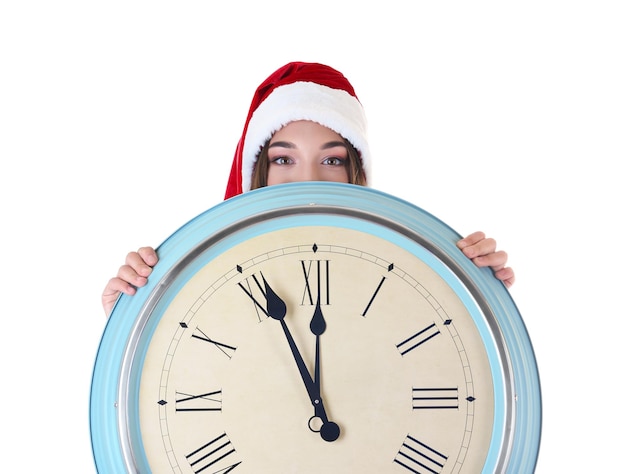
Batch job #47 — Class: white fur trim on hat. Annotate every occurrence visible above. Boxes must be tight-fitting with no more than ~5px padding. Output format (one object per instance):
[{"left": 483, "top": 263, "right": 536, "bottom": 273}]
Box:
[{"left": 241, "top": 81, "right": 371, "bottom": 192}]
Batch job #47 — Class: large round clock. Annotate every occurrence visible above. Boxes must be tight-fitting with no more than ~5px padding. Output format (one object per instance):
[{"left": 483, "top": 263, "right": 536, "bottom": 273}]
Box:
[{"left": 90, "top": 182, "right": 541, "bottom": 473}]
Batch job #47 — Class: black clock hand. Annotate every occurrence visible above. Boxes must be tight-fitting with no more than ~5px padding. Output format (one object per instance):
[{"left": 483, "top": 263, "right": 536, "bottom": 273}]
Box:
[
  {"left": 262, "top": 275, "right": 340, "bottom": 442},
  {"left": 309, "top": 296, "right": 326, "bottom": 421},
  {"left": 308, "top": 294, "right": 340, "bottom": 441}
]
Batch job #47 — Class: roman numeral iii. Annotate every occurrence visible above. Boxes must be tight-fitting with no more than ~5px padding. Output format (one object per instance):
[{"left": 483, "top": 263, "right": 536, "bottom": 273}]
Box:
[{"left": 412, "top": 387, "right": 459, "bottom": 410}]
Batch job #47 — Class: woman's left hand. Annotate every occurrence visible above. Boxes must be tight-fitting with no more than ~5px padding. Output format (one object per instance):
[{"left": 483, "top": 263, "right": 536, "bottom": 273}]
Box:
[{"left": 457, "top": 231, "right": 515, "bottom": 288}]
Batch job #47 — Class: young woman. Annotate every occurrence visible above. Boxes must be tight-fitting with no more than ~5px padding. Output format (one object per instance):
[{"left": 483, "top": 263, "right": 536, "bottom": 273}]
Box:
[{"left": 101, "top": 62, "right": 514, "bottom": 317}]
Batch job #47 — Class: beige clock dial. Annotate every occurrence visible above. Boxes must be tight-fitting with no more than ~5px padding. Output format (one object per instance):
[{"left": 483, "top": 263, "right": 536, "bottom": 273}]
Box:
[{"left": 136, "top": 226, "right": 497, "bottom": 473}]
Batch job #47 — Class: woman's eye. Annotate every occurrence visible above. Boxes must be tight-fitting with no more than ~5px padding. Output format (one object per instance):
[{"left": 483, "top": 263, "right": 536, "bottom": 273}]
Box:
[
  {"left": 271, "top": 156, "right": 292, "bottom": 165},
  {"left": 323, "top": 157, "right": 346, "bottom": 166}
]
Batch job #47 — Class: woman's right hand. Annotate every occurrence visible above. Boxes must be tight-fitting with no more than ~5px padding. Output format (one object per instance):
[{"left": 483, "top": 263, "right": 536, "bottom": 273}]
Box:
[{"left": 102, "top": 246, "right": 159, "bottom": 317}]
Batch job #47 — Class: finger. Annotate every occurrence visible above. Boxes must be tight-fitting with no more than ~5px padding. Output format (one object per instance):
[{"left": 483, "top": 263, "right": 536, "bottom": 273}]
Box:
[
  {"left": 137, "top": 246, "right": 158, "bottom": 266},
  {"left": 457, "top": 231, "right": 486, "bottom": 250},
  {"left": 115, "top": 263, "right": 150, "bottom": 289},
  {"left": 102, "top": 277, "right": 138, "bottom": 317},
  {"left": 494, "top": 267, "right": 515, "bottom": 288},
  {"left": 471, "top": 250, "right": 508, "bottom": 269},
  {"left": 460, "top": 238, "right": 497, "bottom": 260},
  {"left": 125, "top": 251, "right": 156, "bottom": 278}
]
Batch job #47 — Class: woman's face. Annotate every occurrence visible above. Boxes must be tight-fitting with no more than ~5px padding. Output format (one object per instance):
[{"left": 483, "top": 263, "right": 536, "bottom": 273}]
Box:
[{"left": 266, "top": 120, "right": 350, "bottom": 186}]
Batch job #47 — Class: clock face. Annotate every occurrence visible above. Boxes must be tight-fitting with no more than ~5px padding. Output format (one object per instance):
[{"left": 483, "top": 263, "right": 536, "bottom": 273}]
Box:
[{"left": 91, "top": 183, "right": 541, "bottom": 474}]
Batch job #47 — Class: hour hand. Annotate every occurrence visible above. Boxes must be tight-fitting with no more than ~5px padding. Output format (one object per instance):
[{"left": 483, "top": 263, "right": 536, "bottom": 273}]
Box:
[{"left": 309, "top": 298, "right": 326, "bottom": 415}]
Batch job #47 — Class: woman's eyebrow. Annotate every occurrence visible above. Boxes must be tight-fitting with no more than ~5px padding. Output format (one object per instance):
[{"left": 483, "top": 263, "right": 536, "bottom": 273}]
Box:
[
  {"left": 268, "top": 141, "right": 295, "bottom": 149},
  {"left": 268, "top": 140, "right": 346, "bottom": 149},
  {"left": 321, "top": 141, "right": 347, "bottom": 150}
]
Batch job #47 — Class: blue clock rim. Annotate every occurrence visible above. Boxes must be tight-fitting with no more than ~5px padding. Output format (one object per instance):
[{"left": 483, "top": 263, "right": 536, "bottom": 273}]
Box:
[{"left": 90, "top": 181, "right": 542, "bottom": 473}]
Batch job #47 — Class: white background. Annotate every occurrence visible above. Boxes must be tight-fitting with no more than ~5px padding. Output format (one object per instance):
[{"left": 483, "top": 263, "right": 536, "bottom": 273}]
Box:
[{"left": 1, "top": 1, "right": 624, "bottom": 472}]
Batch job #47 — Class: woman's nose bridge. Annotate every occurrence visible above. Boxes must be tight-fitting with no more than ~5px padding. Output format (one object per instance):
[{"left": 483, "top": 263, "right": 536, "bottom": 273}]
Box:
[{"left": 295, "top": 160, "right": 321, "bottom": 181}]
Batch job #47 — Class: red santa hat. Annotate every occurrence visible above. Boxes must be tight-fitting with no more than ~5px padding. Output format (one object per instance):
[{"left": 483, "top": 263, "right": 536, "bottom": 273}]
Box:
[{"left": 224, "top": 61, "right": 371, "bottom": 199}]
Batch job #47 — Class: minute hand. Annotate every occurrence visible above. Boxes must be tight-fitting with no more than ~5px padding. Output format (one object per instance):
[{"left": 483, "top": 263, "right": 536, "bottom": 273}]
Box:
[
  {"left": 310, "top": 296, "right": 326, "bottom": 420},
  {"left": 262, "top": 276, "right": 340, "bottom": 442}
]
